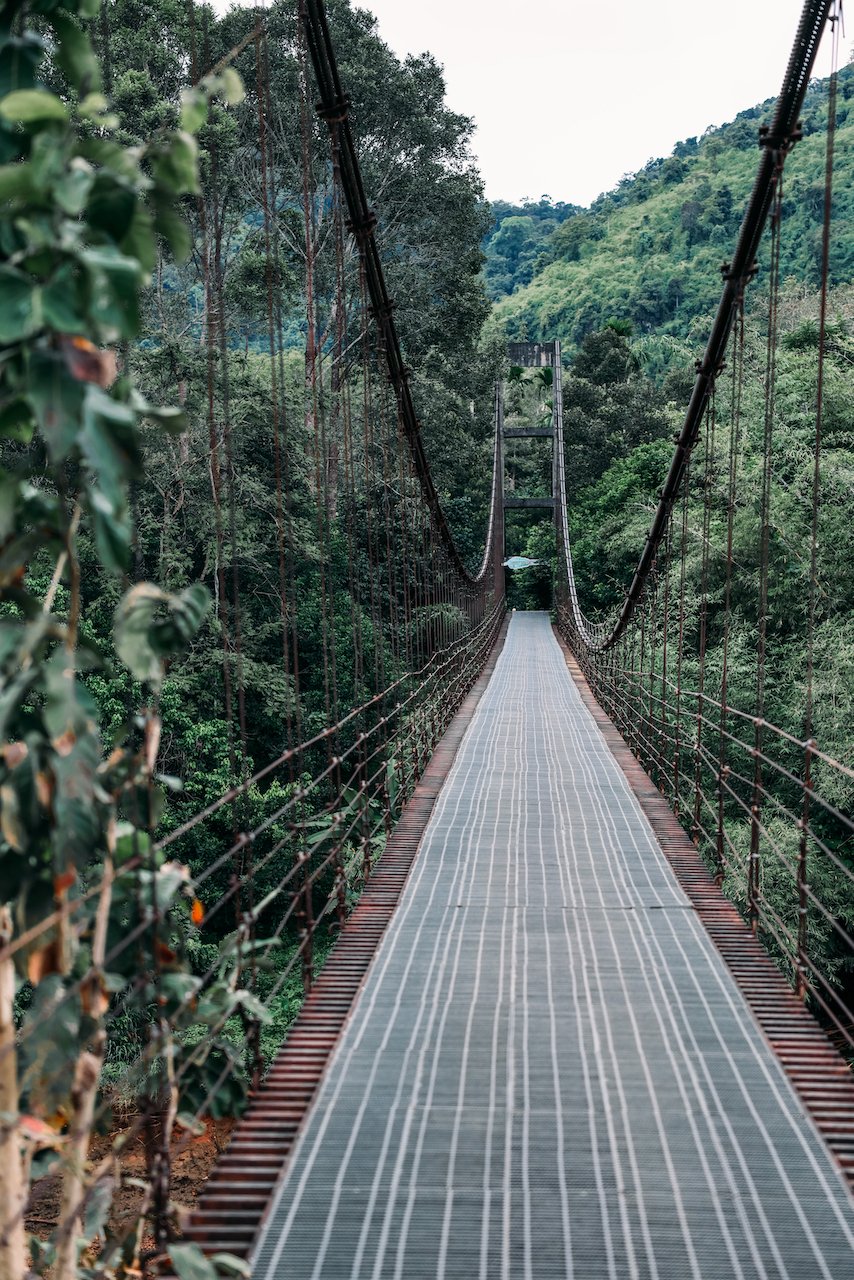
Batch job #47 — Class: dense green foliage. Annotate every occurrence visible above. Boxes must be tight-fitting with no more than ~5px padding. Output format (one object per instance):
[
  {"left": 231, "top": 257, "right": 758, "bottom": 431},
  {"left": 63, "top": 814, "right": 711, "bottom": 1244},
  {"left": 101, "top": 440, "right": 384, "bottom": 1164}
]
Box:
[
  {"left": 482, "top": 197, "right": 578, "bottom": 299},
  {"left": 0, "top": 2, "right": 268, "bottom": 1275},
  {"left": 90, "top": 0, "right": 497, "bottom": 812}
]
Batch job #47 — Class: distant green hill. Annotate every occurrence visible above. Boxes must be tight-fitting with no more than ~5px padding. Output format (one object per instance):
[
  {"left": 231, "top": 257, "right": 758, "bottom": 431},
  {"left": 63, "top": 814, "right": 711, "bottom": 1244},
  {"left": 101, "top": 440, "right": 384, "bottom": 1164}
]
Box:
[{"left": 484, "top": 64, "right": 854, "bottom": 351}]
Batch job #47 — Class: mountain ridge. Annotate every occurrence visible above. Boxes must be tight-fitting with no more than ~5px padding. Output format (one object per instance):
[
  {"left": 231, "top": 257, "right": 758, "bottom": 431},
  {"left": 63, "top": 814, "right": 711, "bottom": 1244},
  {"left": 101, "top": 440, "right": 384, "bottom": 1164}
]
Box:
[{"left": 483, "top": 63, "right": 854, "bottom": 352}]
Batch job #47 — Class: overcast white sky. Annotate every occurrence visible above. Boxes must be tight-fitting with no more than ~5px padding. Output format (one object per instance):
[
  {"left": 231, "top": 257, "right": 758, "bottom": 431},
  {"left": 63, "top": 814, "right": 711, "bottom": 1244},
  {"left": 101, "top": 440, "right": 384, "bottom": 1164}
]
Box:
[{"left": 355, "top": 1, "right": 845, "bottom": 207}]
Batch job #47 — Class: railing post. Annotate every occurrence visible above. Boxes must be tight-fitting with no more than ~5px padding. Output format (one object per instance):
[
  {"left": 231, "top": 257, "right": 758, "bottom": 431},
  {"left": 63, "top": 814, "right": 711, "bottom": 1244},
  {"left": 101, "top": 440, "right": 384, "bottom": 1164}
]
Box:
[
  {"left": 493, "top": 381, "right": 506, "bottom": 603},
  {"left": 715, "top": 763, "right": 728, "bottom": 886},
  {"left": 748, "top": 718, "right": 763, "bottom": 935},
  {"left": 691, "top": 687, "right": 703, "bottom": 847},
  {"left": 332, "top": 753, "right": 347, "bottom": 928},
  {"left": 359, "top": 732, "right": 373, "bottom": 885},
  {"left": 298, "top": 846, "right": 314, "bottom": 993},
  {"left": 796, "top": 738, "right": 814, "bottom": 999}
]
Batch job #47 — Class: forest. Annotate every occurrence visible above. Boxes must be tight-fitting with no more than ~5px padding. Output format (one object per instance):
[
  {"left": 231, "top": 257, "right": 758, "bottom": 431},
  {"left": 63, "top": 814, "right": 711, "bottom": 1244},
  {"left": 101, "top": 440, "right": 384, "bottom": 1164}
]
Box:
[
  {"left": 0, "top": 0, "right": 852, "bottom": 1275},
  {"left": 484, "top": 61, "right": 854, "bottom": 346}
]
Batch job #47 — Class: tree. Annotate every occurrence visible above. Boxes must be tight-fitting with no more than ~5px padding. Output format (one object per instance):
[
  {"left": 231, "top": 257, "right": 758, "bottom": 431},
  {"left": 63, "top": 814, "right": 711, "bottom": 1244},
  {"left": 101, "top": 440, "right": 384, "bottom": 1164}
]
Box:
[{"left": 0, "top": 3, "right": 251, "bottom": 1274}]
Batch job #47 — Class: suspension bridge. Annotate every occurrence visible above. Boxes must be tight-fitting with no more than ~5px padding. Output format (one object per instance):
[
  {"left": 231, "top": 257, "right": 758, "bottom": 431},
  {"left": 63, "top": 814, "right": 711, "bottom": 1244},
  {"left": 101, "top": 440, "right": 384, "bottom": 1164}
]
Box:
[
  {"left": 4, "top": 0, "right": 854, "bottom": 1275},
  {"left": 212, "top": 613, "right": 854, "bottom": 1279},
  {"left": 169, "top": 0, "right": 854, "bottom": 1272}
]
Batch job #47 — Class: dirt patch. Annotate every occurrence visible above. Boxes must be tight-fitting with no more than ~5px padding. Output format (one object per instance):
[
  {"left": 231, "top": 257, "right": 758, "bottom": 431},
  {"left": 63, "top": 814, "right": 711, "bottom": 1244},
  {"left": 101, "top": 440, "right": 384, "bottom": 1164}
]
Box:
[{"left": 25, "top": 1115, "right": 236, "bottom": 1245}]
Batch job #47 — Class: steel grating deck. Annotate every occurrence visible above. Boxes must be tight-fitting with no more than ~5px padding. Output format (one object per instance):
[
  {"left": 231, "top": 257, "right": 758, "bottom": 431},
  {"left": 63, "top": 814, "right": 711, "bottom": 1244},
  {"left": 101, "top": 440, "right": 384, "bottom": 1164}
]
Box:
[{"left": 250, "top": 613, "right": 854, "bottom": 1279}]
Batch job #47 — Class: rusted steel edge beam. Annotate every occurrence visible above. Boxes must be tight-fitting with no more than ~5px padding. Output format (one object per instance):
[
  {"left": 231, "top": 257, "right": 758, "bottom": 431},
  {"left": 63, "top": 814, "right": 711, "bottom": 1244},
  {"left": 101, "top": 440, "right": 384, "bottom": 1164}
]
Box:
[
  {"left": 504, "top": 497, "right": 555, "bottom": 509},
  {"left": 175, "top": 615, "right": 510, "bottom": 1263},
  {"left": 602, "top": 0, "right": 833, "bottom": 649},
  {"left": 503, "top": 428, "right": 554, "bottom": 438},
  {"left": 554, "top": 628, "right": 854, "bottom": 1191}
]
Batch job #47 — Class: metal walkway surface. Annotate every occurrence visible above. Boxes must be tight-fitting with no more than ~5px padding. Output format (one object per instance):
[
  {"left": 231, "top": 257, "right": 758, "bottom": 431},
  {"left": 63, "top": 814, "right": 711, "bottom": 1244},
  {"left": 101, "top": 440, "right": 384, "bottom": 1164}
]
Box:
[{"left": 251, "top": 613, "right": 854, "bottom": 1279}]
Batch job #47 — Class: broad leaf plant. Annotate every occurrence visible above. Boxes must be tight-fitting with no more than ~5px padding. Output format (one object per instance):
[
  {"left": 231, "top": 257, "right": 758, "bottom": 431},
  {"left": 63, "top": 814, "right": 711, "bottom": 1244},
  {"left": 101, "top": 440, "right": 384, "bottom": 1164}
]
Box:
[{"left": 0, "top": 2, "right": 253, "bottom": 1277}]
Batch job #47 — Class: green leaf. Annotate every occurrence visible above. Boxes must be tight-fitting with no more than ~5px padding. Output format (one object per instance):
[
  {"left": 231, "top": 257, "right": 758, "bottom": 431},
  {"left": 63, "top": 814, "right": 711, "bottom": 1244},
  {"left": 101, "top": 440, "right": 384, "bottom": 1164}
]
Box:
[
  {"left": 0, "top": 89, "right": 67, "bottom": 123},
  {"left": 54, "top": 158, "right": 94, "bottom": 215},
  {"left": 150, "top": 130, "right": 198, "bottom": 197},
  {"left": 78, "top": 135, "right": 136, "bottom": 178},
  {"left": 88, "top": 484, "right": 131, "bottom": 574},
  {"left": 43, "top": 649, "right": 99, "bottom": 740},
  {"left": 82, "top": 1175, "right": 112, "bottom": 1241},
  {"left": 0, "top": 398, "right": 34, "bottom": 443},
  {"left": 0, "top": 36, "right": 45, "bottom": 100},
  {"left": 81, "top": 245, "right": 142, "bottom": 285},
  {"left": 209, "top": 1254, "right": 252, "bottom": 1278},
  {"left": 113, "top": 821, "right": 150, "bottom": 866},
  {"left": 120, "top": 200, "right": 156, "bottom": 274},
  {"left": 80, "top": 245, "right": 142, "bottom": 339},
  {"left": 50, "top": 12, "right": 100, "bottom": 95},
  {"left": 81, "top": 384, "right": 141, "bottom": 500},
  {"left": 27, "top": 351, "right": 84, "bottom": 461},
  {"left": 86, "top": 172, "right": 137, "bottom": 239},
  {"left": 42, "top": 664, "right": 103, "bottom": 871},
  {"left": 0, "top": 529, "right": 43, "bottom": 581},
  {"left": 0, "top": 265, "right": 40, "bottom": 343},
  {"left": 152, "top": 194, "right": 192, "bottom": 262},
  {"left": 145, "top": 404, "right": 186, "bottom": 433},
  {"left": 153, "top": 862, "right": 190, "bottom": 913},
  {"left": 79, "top": 387, "right": 138, "bottom": 570},
  {"left": 0, "top": 472, "right": 17, "bottom": 541},
  {"left": 42, "top": 261, "right": 84, "bottom": 332},
  {"left": 29, "top": 128, "right": 68, "bottom": 191},
  {"left": 18, "top": 480, "right": 60, "bottom": 530},
  {"left": 0, "top": 670, "right": 38, "bottom": 743},
  {"left": 78, "top": 92, "right": 109, "bottom": 119},
  {"left": 0, "top": 122, "right": 24, "bottom": 166},
  {"left": 175, "top": 1112, "right": 206, "bottom": 1137},
  {"left": 386, "top": 756, "right": 400, "bottom": 815},
  {"left": 114, "top": 582, "right": 210, "bottom": 686},
  {"left": 179, "top": 88, "right": 207, "bottom": 135},
  {"left": 129, "top": 389, "right": 186, "bottom": 433},
  {"left": 169, "top": 1241, "right": 218, "bottom": 1280},
  {"left": 0, "top": 162, "right": 36, "bottom": 204},
  {"left": 220, "top": 68, "right": 244, "bottom": 107},
  {"left": 235, "top": 990, "right": 271, "bottom": 1024}
]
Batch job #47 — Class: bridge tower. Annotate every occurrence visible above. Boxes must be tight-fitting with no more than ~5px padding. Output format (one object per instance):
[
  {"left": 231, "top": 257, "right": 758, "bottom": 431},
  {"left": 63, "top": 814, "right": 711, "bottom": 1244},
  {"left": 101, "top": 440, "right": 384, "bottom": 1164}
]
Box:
[{"left": 500, "top": 339, "right": 562, "bottom": 569}]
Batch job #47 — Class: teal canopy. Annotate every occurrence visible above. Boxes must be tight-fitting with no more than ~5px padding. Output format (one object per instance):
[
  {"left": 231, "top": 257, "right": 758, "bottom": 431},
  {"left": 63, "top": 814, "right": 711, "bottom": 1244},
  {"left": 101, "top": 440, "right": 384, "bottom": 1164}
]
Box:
[{"left": 503, "top": 556, "right": 541, "bottom": 570}]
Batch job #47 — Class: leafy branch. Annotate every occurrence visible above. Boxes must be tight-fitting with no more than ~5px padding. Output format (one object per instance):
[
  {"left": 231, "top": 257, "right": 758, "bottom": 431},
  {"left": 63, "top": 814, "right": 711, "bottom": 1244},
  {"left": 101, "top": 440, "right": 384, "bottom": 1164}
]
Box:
[{"left": 0, "top": 2, "right": 248, "bottom": 1276}]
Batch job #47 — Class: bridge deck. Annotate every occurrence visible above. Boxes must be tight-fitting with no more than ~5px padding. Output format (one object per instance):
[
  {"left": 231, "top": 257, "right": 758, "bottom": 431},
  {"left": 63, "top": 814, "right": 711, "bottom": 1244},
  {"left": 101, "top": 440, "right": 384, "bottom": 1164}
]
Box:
[{"left": 251, "top": 613, "right": 854, "bottom": 1279}]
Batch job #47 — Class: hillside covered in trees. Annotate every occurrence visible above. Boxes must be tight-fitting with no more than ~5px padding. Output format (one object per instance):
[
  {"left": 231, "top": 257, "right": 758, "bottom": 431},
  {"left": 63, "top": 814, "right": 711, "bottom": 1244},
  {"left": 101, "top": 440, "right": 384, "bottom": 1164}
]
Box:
[{"left": 484, "top": 62, "right": 854, "bottom": 348}]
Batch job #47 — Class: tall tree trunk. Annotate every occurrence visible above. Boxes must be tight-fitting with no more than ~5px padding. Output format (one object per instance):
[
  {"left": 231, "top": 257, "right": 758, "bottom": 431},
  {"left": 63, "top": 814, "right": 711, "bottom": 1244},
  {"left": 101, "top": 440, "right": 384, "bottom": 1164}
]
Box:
[
  {"left": 0, "top": 906, "right": 26, "bottom": 1280},
  {"left": 54, "top": 862, "right": 113, "bottom": 1280}
]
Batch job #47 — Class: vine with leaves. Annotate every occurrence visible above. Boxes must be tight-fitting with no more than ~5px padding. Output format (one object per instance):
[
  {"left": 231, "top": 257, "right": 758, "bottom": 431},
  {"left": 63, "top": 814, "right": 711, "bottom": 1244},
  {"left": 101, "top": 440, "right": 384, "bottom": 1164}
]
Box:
[{"left": 0, "top": 2, "right": 256, "bottom": 1276}]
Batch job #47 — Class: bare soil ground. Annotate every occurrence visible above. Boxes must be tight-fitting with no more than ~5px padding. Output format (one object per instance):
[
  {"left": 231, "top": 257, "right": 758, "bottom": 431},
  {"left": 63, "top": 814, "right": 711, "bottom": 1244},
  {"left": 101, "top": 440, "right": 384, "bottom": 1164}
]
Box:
[{"left": 26, "top": 1116, "right": 236, "bottom": 1250}]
